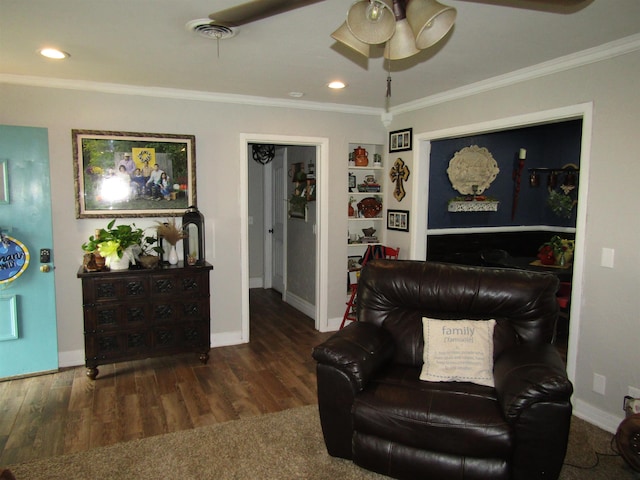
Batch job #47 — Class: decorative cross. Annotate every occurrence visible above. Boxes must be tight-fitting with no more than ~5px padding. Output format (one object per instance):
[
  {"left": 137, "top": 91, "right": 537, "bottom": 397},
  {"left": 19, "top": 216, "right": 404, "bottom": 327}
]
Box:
[{"left": 390, "top": 158, "right": 410, "bottom": 202}]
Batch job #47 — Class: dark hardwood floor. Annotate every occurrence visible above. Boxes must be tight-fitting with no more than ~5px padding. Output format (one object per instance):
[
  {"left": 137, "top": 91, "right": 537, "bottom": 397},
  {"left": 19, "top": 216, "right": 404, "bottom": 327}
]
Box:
[{"left": 0, "top": 288, "right": 333, "bottom": 467}]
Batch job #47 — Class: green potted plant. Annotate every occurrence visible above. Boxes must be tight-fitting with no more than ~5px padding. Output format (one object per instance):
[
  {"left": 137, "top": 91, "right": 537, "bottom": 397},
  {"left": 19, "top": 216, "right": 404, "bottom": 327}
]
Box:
[
  {"left": 82, "top": 219, "right": 145, "bottom": 270},
  {"left": 547, "top": 190, "right": 576, "bottom": 218},
  {"left": 137, "top": 233, "right": 163, "bottom": 269}
]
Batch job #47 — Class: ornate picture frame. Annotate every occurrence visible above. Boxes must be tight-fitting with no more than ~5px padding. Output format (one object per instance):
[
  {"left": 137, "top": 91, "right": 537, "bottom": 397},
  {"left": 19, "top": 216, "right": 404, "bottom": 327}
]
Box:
[
  {"left": 389, "top": 128, "right": 413, "bottom": 153},
  {"left": 72, "top": 129, "right": 196, "bottom": 218}
]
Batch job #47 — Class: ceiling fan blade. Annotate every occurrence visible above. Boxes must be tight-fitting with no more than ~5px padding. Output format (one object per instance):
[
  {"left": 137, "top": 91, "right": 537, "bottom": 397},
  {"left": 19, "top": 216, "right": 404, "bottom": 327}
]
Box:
[
  {"left": 458, "top": 0, "right": 592, "bottom": 14},
  {"left": 209, "top": 0, "right": 325, "bottom": 26}
]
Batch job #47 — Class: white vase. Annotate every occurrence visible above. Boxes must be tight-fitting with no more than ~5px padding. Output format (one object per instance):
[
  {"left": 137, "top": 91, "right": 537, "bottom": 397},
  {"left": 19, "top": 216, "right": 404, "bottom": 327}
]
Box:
[
  {"left": 108, "top": 254, "right": 130, "bottom": 270},
  {"left": 168, "top": 245, "right": 178, "bottom": 265}
]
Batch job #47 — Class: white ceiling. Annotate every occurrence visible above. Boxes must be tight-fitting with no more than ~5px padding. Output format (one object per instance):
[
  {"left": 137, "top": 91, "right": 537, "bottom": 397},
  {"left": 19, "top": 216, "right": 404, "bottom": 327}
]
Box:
[{"left": 2, "top": 0, "right": 640, "bottom": 110}]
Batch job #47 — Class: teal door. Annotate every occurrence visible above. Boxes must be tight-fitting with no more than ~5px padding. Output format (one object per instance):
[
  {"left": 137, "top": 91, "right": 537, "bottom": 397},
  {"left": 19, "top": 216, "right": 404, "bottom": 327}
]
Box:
[{"left": 0, "top": 125, "right": 58, "bottom": 378}]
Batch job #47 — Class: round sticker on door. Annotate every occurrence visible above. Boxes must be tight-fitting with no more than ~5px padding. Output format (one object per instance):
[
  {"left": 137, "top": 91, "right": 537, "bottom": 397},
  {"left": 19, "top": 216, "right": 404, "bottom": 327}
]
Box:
[{"left": 0, "top": 234, "right": 30, "bottom": 284}]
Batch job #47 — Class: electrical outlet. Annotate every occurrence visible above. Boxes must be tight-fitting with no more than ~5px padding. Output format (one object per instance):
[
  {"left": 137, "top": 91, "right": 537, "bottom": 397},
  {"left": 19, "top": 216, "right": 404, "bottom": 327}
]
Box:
[
  {"left": 600, "top": 247, "right": 615, "bottom": 268},
  {"left": 593, "top": 373, "right": 606, "bottom": 395}
]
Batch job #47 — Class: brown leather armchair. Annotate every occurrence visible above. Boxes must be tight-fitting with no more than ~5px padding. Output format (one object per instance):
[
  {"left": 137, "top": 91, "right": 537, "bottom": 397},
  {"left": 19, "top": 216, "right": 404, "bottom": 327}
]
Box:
[{"left": 313, "top": 260, "right": 573, "bottom": 480}]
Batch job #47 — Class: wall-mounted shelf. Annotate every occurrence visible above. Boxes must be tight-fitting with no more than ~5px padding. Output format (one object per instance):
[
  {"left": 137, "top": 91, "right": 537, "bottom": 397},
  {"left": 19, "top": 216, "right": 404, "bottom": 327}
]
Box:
[
  {"left": 448, "top": 200, "right": 499, "bottom": 212},
  {"left": 527, "top": 167, "right": 580, "bottom": 174}
]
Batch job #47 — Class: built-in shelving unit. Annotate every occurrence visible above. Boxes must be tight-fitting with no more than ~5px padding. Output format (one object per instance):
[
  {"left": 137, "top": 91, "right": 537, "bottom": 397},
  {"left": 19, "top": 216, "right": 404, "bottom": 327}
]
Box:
[{"left": 347, "top": 143, "right": 384, "bottom": 287}]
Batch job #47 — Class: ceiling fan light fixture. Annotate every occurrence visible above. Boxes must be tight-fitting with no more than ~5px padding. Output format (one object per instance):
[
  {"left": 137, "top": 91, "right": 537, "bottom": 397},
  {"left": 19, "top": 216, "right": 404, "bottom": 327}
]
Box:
[
  {"left": 406, "top": 0, "right": 456, "bottom": 50},
  {"left": 384, "top": 18, "right": 420, "bottom": 60},
  {"left": 331, "top": 22, "right": 371, "bottom": 57},
  {"left": 347, "top": 0, "right": 395, "bottom": 45}
]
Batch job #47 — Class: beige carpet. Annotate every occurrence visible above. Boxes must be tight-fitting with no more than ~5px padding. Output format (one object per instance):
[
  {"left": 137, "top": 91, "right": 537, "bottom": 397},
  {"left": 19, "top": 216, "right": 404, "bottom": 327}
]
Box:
[{"left": 5, "top": 406, "right": 638, "bottom": 479}]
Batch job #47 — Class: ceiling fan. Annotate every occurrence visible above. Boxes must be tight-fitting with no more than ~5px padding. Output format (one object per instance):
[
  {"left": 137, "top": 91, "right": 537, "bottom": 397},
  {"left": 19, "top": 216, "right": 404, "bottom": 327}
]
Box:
[
  {"left": 207, "top": 0, "right": 588, "bottom": 98},
  {"left": 208, "top": 0, "right": 590, "bottom": 60}
]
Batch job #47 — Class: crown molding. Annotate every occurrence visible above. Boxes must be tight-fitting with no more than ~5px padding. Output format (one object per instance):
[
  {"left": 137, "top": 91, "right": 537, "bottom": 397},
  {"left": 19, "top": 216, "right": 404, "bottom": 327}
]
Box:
[
  {"left": 2, "top": 34, "right": 639, "bottom": 120},
  {"left": 0, "top": 74, "right": 382, "bottom": 117},
  {"left": 390, "top": 33, "right": 640, "bottom": 115}
]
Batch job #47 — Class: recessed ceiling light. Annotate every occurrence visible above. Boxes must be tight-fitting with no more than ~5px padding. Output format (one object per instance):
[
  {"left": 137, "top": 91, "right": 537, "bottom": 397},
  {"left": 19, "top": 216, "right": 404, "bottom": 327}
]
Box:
[
  {"left": 39, "top": 48, "right": 69, "bottom": 59},
  {"left": 328, "top": 81, "right": 346, "bottom": 89},
  {"left": 289, "top": 91, "right": 305, "bottom": 98}
]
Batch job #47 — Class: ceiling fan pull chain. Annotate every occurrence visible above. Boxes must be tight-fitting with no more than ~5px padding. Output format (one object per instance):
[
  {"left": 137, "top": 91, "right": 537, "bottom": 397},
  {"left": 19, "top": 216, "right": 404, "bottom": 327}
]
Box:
[{"left": 386, "top": 56, "right": 392, "bottom": 99}]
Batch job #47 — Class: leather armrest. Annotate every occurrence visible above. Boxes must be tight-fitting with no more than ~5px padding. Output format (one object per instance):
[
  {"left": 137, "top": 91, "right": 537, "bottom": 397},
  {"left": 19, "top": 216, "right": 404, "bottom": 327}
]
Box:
[
  {"left": 312, "top": 322, "right": 395, "bottom": 391},
  {"left": 493, "top": 344, "right": 573, "bottom": 422}
]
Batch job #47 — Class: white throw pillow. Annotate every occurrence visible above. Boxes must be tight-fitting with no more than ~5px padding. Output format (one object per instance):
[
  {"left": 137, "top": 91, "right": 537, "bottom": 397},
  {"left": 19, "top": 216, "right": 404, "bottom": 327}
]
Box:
[{"left": 420, "top": 317, "right": 496, "bottom": 387}]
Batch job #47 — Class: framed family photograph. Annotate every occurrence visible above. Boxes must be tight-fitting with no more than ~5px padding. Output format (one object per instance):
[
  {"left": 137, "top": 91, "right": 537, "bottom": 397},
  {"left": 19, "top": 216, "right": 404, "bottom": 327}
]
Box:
[
  {"left": 387, "top": 209, "right": 410, "bottom": 232},
  {"left": 72, "top": 129, "right": 196, "bottom": 218},
  {"left": 389, "top": 128, "right": 413, "bottom": 153}
]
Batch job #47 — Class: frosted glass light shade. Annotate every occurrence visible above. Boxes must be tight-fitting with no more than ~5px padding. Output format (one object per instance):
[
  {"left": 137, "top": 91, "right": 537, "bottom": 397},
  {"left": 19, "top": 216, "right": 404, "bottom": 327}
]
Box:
[
  {"left": 331, "top": 22, "right": 371, "bottom": 56},
  {"left": 406, "top": 0, "right": 456, "bottom": 50},
  {"left": 347, "top": 0, "right": 395, "bottom": 45}
]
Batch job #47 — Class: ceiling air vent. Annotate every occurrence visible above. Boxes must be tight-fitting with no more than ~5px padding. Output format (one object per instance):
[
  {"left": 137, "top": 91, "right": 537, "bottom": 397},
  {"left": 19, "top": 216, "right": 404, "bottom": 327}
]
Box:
[{"left": 185, "top": 19, "right": 237, "bottom": 40}]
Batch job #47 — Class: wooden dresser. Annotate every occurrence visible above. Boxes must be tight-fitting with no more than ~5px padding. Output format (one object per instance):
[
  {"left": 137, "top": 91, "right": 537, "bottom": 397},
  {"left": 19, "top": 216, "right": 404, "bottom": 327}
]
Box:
[{"left": 77, "top": 262, "right": 213, "bottom": 379}]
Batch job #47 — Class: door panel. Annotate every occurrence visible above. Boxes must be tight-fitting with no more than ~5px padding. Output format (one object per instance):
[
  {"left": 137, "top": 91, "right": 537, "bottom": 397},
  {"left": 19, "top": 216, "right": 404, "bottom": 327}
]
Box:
[
  {"left": 0, "top": 125, "right": 58, "bottom": 378},
  {"left": 271, "top": 148, "right": 285, "bottom": 293}
]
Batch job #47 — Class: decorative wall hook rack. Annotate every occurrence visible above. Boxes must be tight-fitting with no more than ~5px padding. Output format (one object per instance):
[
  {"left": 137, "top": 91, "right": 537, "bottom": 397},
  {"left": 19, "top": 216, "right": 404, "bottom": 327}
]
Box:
[{"left": 528, "top": 164, "right": 579, "bottom": 188}]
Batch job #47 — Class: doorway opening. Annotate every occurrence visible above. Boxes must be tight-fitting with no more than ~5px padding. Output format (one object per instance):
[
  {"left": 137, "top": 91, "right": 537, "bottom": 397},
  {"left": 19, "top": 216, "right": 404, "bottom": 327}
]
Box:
[
  {"left": 240, "top": 134, "right": 330, "bottom": 344},
  {"left": 410, "top": 103, "right": 593, "bottom": 383}
]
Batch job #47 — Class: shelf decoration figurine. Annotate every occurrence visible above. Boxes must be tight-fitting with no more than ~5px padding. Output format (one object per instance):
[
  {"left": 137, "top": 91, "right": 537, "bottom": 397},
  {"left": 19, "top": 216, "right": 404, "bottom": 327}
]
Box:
[{"left": 353, "top": 146, "right": 369, "bottom": 167}]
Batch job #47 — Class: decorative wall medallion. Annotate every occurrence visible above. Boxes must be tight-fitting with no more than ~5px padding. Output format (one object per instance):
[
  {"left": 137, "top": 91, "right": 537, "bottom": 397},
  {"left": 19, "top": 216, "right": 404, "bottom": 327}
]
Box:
[
  {"left": 0, "top": 234, "right": 30, "bottom": 285},
  {"left": 446, "top": 145, "right": 499, "bottom": 195},
  {"left": 390, "top": 158, "right": 410, "bottom": 202}
]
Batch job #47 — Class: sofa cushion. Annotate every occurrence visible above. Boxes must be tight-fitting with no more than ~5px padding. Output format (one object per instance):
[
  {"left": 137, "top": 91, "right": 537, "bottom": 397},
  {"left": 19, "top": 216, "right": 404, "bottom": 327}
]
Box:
[
  {"left": 352, "top": 365, "right": 513, "bottom": 459},
  {"left": 420, "top": 317, "right": 496, "bottom": 387}
]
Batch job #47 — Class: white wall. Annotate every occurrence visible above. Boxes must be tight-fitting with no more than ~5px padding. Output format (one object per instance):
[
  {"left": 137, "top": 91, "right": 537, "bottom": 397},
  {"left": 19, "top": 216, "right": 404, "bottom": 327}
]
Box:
[
  {"left": 0, "top": 83, "right": 386, "bottom": 362},
  {"left": 391, "top": 49, "right": 640, "bottom": 431}
]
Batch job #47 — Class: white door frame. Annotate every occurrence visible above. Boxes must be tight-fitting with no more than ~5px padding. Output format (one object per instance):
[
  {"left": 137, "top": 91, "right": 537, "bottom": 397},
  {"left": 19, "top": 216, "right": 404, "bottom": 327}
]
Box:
[
  {"left": 240, "top": 134, "right": 329, "bottom": 342},
  {"left": 410, "top": 103, "right": 593, "bottom": 383},
  {"left": 262, "top": 148, "right": 287, "bottom": 293},
  {"left": 263, "top": 160, "right": 273, "bottom": 289}
]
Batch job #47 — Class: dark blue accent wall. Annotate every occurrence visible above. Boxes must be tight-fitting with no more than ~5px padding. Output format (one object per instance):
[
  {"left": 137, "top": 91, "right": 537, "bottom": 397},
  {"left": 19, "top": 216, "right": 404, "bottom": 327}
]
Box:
[{"left": 428, "top": 119, "right": 582, "bottom": 229}]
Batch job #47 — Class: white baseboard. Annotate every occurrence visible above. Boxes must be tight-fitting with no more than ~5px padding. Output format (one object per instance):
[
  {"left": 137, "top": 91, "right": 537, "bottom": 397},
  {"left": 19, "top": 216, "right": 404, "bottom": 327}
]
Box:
[
  {"left": 284, "top": 292, "right": 315, "bottom": 320},
  {"left": 211, "top": 330, "right": 246, "bottom": 348},
  {"left": 325, "top": 316, "right": 343, "bottom": 332},
  {"left": 573, "top": 399, "right": 625, "bottom": 434},
  {"left": 58, "top": 349, "right": 84, "bottom": 368}
]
